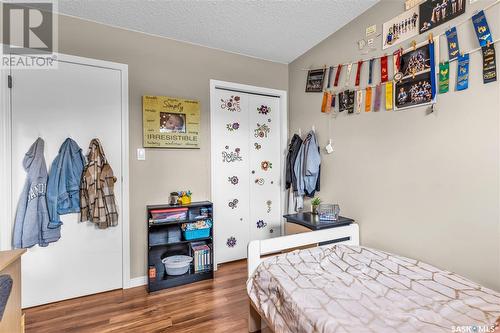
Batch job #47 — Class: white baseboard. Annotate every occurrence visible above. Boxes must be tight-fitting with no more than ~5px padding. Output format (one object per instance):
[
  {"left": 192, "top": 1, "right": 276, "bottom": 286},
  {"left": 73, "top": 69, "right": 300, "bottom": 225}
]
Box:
[{"left": 126, "top": 275, "right": 147, "bottom": 289}]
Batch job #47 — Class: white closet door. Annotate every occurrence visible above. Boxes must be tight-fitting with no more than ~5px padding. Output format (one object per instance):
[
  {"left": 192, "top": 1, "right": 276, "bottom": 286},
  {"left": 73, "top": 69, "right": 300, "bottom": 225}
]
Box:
[
  {"left": 212, "top": 90, "right": 251, "bottom": 263},
  {"left": 10, "top": 59, "right": 124, "bottom": 307},
  {"left": 212, "top": 86, "right": 283, "bottom": 265},
  {"left": 248, "top": 95, "right": 282, "bottom": 241}
]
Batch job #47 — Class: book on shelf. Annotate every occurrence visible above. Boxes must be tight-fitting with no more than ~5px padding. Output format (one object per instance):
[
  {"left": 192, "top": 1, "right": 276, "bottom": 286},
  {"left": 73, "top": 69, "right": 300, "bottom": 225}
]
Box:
[{"left": 191, "top": 242, "right": 212, "bottom": 273}]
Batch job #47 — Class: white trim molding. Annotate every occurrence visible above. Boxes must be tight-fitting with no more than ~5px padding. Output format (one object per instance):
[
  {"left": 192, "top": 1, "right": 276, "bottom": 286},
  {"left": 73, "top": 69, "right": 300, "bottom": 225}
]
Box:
[{"left": 128, "top": 275, "right": 147, "bottom": 289}]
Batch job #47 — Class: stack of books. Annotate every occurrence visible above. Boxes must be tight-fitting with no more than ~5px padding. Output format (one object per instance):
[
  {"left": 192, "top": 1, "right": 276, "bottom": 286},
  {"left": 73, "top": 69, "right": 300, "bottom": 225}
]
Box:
[{"left": 191, "top": 242, "right": 211, "bottom": 272}]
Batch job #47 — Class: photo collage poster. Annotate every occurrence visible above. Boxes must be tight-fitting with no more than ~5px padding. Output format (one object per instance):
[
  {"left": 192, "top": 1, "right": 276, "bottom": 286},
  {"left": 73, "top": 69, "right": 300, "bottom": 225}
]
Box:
[
  {"left": 383, "top": 7, "right": 420, "bottom": 50},
  {"left": 394, "top": 44, "right": 435, "bottom": 110},
  {"left": 419, "top": 0, "right": 466, "bottom": 34}
]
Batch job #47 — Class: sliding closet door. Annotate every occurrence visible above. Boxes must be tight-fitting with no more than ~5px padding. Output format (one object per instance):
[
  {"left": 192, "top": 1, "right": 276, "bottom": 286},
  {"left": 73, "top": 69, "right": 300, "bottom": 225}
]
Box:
[
  {"left": 248, "top": 95, "right": 282, "bottom": 241},
  {"left": 211, "top": 85, "right": 283, "bottom": 265},
  {"left": 10, "top": 58, "right": 124, "bottom": 307},
  {"left": 212, "top": 90, "right": 251, "bottom": 263}
]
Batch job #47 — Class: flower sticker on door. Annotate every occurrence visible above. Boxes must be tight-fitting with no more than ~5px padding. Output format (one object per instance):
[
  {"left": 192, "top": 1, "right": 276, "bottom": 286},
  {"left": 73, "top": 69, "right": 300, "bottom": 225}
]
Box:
[
  {"left": 221, "top": 95, "right": 241, "bottom": 112},
  {"left": 254, "top": 123, "right": 270, "bottom": 138},
  {"left": 228, "top": 199, "right": 239, "bottom": 209},
  {"left": 257, "top": 105, "right": 270, "bottom": 115},
  {"left": 255, "top": 178, "right": 265, "bottom": 185},
  {"left": 226, "top": 236, "right": 237, "bottom": 248},
  {"left": 261, "top": 161, "right": 272, "bottom": 171},
  {"left": 226, "top": 122, "right": 240, "bottom": 132},
  {"left": 256, "top": 220, "right": 267, "bottom": 229},
  {"left": 222, "top": 146, "right": 242, "bottom": 163},
  {"left": 266, "top": 200, "right": 272, "bottom": 213},
  {"left": 228, "top": 176, "right": 239, "bottom": 185},
  {"left": 254, "top": 143, "right": 262, "bottom": 150}
]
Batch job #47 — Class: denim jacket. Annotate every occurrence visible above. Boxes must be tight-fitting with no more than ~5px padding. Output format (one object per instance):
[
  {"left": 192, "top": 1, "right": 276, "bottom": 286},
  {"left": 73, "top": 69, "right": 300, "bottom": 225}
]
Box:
[{"left": 47, "top": 138, "right": 85, "bottom": 228}]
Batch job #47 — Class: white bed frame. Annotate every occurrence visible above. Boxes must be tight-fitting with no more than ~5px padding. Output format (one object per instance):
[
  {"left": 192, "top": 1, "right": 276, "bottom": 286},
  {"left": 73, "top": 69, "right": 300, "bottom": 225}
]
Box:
[{"left": 247, "top": 224, "right": 360, "bottom": 332}]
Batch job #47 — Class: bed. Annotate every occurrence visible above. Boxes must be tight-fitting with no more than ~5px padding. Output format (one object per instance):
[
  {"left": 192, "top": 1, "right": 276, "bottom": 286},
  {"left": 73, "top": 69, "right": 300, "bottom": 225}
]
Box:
[{"left": 246, "top": 225, "right": 500, "bottom": 333}]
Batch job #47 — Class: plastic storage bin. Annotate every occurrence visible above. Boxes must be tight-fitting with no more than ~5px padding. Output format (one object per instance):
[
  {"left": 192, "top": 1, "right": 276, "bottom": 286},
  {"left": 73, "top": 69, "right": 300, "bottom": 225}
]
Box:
[
  {"left": 183, "top": 228, "right": 211, "bottom": 241},
  {"left": 318, "top": 204, "right": 340, "bottom": 221},
  {"left": 162, "top": 255, "right": 193, "bottom": 276},
  {"left": 150, "top": 208, "right": 188, "bottom": 223}
]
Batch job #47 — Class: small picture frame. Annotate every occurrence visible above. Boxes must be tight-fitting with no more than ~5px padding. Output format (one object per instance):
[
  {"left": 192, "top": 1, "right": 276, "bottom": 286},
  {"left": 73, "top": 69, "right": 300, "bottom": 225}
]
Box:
[{"left": 305, "top": 68, "right": 326, "bottom": 93}]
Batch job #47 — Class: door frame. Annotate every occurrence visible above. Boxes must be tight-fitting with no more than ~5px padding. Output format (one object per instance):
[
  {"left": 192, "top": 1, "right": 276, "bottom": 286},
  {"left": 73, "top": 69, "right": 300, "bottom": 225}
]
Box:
[
  {"left": 209, "top": 79, "right": 288, "bottom": 267},
  {"left": 0, "top": 51, "right": 132, "bottom": 289}
]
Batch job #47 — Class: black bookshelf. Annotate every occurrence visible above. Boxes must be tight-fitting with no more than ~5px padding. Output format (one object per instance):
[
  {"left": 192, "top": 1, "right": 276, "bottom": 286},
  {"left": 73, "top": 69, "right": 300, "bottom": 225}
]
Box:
[{"left": 147, "top": 201, "right": 214, "bottom": 292}]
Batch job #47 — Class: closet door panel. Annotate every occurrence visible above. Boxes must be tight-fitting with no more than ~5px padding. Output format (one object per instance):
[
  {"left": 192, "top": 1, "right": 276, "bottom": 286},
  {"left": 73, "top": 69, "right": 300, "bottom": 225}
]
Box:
[
  {"left": 212, "top": 90, "right": 250, "bottom": 264},
  {"left": 10, "top": 60, "right": 123, "bottom": 307},
  {"left": 248, "top": 95, "right": 282, "bottom": 241}
]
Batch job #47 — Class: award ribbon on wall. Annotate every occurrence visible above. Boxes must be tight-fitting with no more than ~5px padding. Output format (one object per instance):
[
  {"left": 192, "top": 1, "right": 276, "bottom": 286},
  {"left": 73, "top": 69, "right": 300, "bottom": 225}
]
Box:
[
  {"left": 472, "top": 10, "right": 493, "bottom": 47},
  {"left": 331, "top": 93, "right": 336, "bottom": 111},
  {"left": 374, "top": 84, "right": 382, "bottom": 111},
  {"left": 482, "top": 44, "right": 497, "bottom": 84},
  {"left": 385, "top": 82, "right": 393, "bottom": 111},
  {"left": 334, "top": 64, "right": 343, "bottom": 87},
  {"left": 345, "top": 63, "right": 353, "bottom": 86},
  {"left": 380, "top": 55, "right": 389, "bottom": 83},
  {"left": 368, "top": 58, "right": 375, "bottom": 85},
  {"left": 429, "top": 40, "right": 437, "bottom": 100},
  {"left": 326, "top": 66, "right": 334, "bottom": 89},
  {"left": 457, "top": 53, "right": 470, "bottom": 91},
  {"left": 393, "top": 49, "right": 403, "bottom": 82},
  {"left": 347, "top": 90, "right": 355, "bottom": 114},
  {"left": 365, "top": 87, "right": 372, "bottom": 112},
  {"left": 326, "top": 93, "right": 333, "bottom": 113},
  {"left": 355, "top": 61, "right": 363, "bottom": 86},
  {"left": 445, "top": 27, "right": 460, "bottom": 61},
  {"left": 356, "top": 90, "right": 363, "bottom": 113},
  {"left": 321, "top": 92, "right": 330, "bottom": 113},
  {"left": 439, "top": 62, "right": 450, "bottom": 93}
]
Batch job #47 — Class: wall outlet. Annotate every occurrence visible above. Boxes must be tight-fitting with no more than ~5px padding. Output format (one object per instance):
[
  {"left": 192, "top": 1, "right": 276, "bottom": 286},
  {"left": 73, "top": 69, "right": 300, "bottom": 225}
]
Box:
[{"left": 137, "top": 148, "right": 146, "bottom": 161}]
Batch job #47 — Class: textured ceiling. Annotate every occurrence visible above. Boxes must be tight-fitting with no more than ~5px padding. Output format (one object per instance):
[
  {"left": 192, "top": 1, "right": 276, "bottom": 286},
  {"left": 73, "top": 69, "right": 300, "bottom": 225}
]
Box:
[{"left": 57, "top": 0, "right": 378, "bottom": 63}]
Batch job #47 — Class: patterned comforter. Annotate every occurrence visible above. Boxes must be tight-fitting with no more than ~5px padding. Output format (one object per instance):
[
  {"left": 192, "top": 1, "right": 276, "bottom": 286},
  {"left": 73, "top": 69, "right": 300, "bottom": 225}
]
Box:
[{"left": 247, "top": 245, "right": 500, "bottom": 333}]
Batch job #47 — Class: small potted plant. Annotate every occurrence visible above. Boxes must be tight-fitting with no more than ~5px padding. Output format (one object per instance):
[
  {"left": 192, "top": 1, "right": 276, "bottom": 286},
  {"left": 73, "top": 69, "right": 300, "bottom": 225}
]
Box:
[{"left": 311, "top": 197, "right": 321, "bottom": 215}]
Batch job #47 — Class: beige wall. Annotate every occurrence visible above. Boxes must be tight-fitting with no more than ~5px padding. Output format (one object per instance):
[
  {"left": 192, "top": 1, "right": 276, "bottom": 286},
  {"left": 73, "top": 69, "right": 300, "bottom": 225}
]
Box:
[
  {"left": 55, "top": 15, "right": 288, "bottom": 278},
  {"left": 289, "top": 0, "right": 500, "bottom": 290}
]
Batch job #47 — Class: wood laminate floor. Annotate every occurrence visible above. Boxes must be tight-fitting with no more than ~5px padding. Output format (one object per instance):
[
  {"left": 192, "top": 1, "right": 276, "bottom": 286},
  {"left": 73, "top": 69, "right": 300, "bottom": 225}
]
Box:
[{"left": 24, "top": 260, "right": 271, "bottom": 333}]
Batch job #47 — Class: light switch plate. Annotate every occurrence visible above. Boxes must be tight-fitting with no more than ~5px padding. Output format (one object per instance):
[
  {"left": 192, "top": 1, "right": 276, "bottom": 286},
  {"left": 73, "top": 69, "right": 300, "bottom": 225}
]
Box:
[{"left": 137, "top": 148, "right": 146, "bottom": 161}]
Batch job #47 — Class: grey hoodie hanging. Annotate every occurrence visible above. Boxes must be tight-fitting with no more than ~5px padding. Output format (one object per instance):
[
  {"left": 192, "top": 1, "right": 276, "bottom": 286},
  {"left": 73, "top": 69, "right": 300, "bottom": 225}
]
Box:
[{"left": 13, "top": 138, "right": 60, "bottom": 248}]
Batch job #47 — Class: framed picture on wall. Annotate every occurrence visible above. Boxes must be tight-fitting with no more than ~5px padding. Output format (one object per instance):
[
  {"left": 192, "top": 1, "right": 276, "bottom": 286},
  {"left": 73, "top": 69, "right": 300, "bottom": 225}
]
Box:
[
  {"left": 305, "top": 68, "right": 326, "bottom": 92},
  {"left": 419, "top": 0, "right": 466, "bottom": 34},
  {"left": 394, "top": 42, "right": 436, "bottom": 110},
  {"left": 142, "top": 95, "right": 200, "bottom": 148},
  {"left": 382, "top": 7, "right": 419, "bottom": 50}
]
